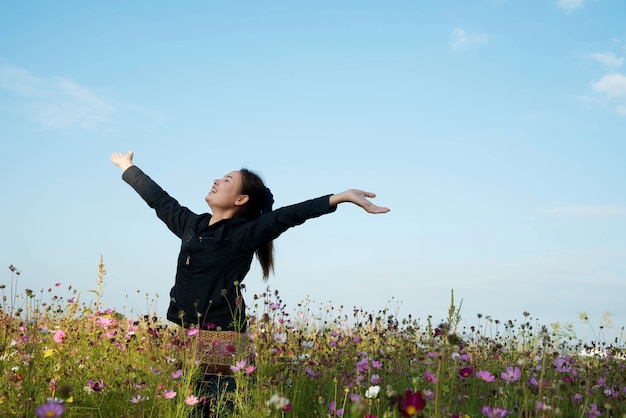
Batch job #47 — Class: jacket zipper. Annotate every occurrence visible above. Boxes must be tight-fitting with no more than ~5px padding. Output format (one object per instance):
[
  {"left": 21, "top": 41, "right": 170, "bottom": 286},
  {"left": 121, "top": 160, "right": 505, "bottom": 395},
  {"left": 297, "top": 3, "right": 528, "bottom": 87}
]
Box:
[{"left": 187, "top": 236, "right": 212, "bottom": 265}]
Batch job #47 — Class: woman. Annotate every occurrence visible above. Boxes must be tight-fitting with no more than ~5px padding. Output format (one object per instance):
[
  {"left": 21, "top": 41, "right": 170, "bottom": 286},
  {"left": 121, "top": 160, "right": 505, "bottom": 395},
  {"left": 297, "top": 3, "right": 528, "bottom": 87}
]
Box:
[{"left": 110, "top": 150, "right": 389, "bottom": 413}]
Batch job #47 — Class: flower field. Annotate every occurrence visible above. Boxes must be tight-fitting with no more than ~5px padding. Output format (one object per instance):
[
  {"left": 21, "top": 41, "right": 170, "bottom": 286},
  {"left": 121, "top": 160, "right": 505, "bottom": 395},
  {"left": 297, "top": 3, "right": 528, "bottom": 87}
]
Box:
[{"left": 1, "top": 262, "right": 624, "bottom": 418}]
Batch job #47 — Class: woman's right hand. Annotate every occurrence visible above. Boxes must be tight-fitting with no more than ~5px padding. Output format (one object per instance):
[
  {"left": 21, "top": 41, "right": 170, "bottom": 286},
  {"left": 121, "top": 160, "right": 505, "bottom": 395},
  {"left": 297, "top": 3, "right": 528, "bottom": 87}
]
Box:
[{"left": 110, "top": 151, "right": 134, "bottom": 172}]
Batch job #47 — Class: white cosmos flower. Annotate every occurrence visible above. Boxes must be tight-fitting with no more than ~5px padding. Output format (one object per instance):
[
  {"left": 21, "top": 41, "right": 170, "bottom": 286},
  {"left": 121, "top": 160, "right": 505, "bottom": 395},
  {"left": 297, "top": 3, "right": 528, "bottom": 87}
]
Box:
[{"left": 365, "top": 385, "right": 381, "bottom": 399}]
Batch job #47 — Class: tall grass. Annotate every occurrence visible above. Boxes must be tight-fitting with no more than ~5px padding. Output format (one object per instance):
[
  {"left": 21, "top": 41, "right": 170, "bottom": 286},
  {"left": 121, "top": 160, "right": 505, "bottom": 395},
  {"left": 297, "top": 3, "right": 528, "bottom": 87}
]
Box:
[{"left": 1, "top": 261, "right": 624, "bottom": 417}]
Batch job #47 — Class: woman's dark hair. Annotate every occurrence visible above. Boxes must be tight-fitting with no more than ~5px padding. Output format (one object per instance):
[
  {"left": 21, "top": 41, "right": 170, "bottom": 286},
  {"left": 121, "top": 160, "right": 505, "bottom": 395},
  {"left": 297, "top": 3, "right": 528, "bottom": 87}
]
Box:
[{"left": 238, "top": 168, "right": 274, "bottom": 281}]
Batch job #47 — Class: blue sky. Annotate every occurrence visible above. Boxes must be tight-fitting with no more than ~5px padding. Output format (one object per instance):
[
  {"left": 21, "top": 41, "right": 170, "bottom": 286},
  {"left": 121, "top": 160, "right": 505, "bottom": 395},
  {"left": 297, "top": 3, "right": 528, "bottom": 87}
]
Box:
[{"left": 1, "top": 0, "right": 624, "bottom": 342}]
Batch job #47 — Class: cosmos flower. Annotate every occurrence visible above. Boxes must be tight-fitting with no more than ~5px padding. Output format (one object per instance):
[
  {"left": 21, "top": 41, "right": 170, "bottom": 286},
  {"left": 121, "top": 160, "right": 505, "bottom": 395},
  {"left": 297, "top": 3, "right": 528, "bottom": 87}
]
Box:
[
  {"left": 185, "top": 395, "right": 199, "bottom": 406},
  {"left": 397, "top": 388, "right": 426, "bottom": 417},
  {"left": 365, "top": 385, "right": 381, "bottom": 399},
  {"left": 230, "top": 359, "right": 256, "bottom": 374},
  {"left": 588, "top": 404, "right": 603, "bottom": 417},
  {"left": 459, "top": 367, "right": 474, "bottom": 379},
  {"left": 130, "top": 394, "right": 147, "bottom": 404},
  {"left": 266, "top": 393, "right": 291, "bottom": 411},
  {"left": 501, "top": 366, "right": 521, "bottom": 383},
  {"left": 328, "top": 400, "right": 344, "bottom": 417},
  {"left": 35, "top": 400, "right": 65, "bottom": 418},
  {"left": 476, "top": 370, "right": 495, "bottom": 382},
  {"left": 424, "top": 371, "right": 438, "bottom": 383},
  {"left": 481, "top": 405, "right": 509, "bottom": 418},
  {"left": 555, "top": 357, "right": 572, "bottom": 373},
  {"left": 186, "top": 327, "right": 199, "bottom": 337},
  {"left": 86, "top": 379, "right": 105, "bottom": 392},
  {"left": 53, "top": 330, "right": 66, "bottom": 344},
  {"left": 163, "top": 389, "right": 177, "bottom": 399}
]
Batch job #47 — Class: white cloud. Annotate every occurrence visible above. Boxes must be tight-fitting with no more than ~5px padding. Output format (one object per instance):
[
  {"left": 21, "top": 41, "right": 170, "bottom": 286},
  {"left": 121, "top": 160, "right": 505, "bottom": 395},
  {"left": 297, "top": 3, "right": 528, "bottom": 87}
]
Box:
[
  {"left": 556, "top": 0, "right": 584, "bottom": 12},
  {"left": 587, "top": 52, "right": 623, "bottom": 69},
  {"left": 0, "top": 63, "right": 115, "bottom": 130},
  {"left": 450, "top": 27, "right": 488, "bottom": 50},
  {"left": 539, "top": 205, "right": 626, "bottom": 216},
  {"left": 592, "top": 73, "right": 626, "bottom": 98}
]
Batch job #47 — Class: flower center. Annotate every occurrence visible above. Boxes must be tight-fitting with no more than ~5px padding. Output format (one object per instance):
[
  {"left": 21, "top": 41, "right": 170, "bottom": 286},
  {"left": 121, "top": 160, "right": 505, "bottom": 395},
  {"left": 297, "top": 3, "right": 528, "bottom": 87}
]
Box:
[{"left": 406, "top": 405, "right": 417, "bottom": 416}]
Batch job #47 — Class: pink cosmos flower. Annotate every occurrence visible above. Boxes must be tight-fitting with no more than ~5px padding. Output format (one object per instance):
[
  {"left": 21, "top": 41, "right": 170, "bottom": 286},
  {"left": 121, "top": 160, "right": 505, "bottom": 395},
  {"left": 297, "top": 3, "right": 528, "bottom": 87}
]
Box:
[
  {"left": 481, "top": 405, "right": 509, "bottom": 417},
  {"left": 476, "top": 370, "right": 495, "bottom": 382},
  {"left": 186, "top": 327, "right": 199, "bottom": 337},
  {"left": 588, "top": 404, "right": 603, "bottom": 417},
  {"left": 130, "top": 393, "right": 146, "bottom": 403},
  {"left": 329, "top": 400, "right": 344, "bottom": 417},
  {"left": 171, "top": 369, "right": 183, "bottom": 379},
  {"left": 163, "top": 389, "right": 177, "bottom": 399},
  {"left": 185, "top": 395, "right": 199, "bottom": 406},
  {"left": 555, "top": 357, "right": 572, "bottom": 372},
  {"left": 96, "top": 317, "right": 114, "bottom": 329},
  {"left": 53, "top": 330, "right": 66, "bottom": 344},
  {"left": 229, "top": 359, "right": 256, "bottom": 374},
  {"left": 87, "top": 379, "right": 105, "bottom": 392},
  {"left": 501, "top": 366, "right": 521, "bottom": 382},
  {"left": 424, "top": 371, "right": 438, "bottom": 383}
]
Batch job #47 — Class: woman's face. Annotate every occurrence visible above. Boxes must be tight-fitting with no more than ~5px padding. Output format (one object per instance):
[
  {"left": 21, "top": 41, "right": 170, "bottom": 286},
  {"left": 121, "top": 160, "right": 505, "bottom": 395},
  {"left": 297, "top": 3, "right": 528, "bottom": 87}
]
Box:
[{"left": 205, "top": 170, "right": 248, "bottom": 210}]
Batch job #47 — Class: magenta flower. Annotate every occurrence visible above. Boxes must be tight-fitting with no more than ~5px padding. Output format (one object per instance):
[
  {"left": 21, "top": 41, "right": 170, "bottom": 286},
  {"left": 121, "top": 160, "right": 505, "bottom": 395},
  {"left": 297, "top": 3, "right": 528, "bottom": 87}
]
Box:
[
  {"left": 500, "top": 366, "right": 521, "bottom": 382},
  {"left": 424, "top": 371, "right": 438, "bottom": 383},
  {"left": 53, "top": 330, "right": 66, "bottom": 344},
  {"left": 329, "top": 400, "right": 344, "bottom": 417},
  {"left": 357, "top": 358, "right": 369, "bottom": 372},
  {"left": 397, "top": 388, "right": 426, "bottom": 417},
  {"left": 555, "top": 357, "right": 572, "bottom": 372},
  {"left": 35, "top": 400, "right": 65, "bottom": 418},
  {"left": 459, "top": 367, "right": 474, "bottom": 379},
  {"left": 96, "top": 316, "right": 114, "bottom": 328},
  {"left": 481, "top": 405, "right": 509, "bottom": 418},
  {"left": 170, "top": 369, "right": 183, "bottom": 380},
  {"left": 186, "top": 327, "right": 199, "bottom": 337},
  {"left": 87, "top": 379, "right": 105, "bottom": 392},
  {"left": 588, "top": 404, "right": 603, "bottom": 417},
  {"left": 476, "top": 370, "right": 495, "bottom": 382},
  {"left": 185, "top": 395, "right": 199, "bottom": 406}
]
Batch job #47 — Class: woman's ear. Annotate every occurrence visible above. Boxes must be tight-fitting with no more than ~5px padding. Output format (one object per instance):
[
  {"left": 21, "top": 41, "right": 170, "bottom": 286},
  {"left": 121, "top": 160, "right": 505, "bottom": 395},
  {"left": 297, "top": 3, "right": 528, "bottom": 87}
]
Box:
[{"left": 235, "top": 194, "right": 250, "bottom": 206}]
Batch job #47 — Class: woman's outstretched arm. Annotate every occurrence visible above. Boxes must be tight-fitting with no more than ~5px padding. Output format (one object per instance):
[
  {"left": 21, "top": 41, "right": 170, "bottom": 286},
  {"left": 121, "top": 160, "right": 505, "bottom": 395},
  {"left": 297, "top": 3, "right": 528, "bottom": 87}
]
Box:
[
  {"left": 110, "top": 150, "right": 135, "bottom": 172},
  {"left": 329, "top": 190, "right": 390, "bottom": 214}
]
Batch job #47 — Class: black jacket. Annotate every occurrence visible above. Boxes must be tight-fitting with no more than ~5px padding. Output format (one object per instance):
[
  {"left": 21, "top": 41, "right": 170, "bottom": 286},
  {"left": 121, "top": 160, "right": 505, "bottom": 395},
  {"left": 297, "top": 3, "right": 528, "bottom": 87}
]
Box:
[{"left": 122, "top": 166, "right": 336, "bottom": 330}]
